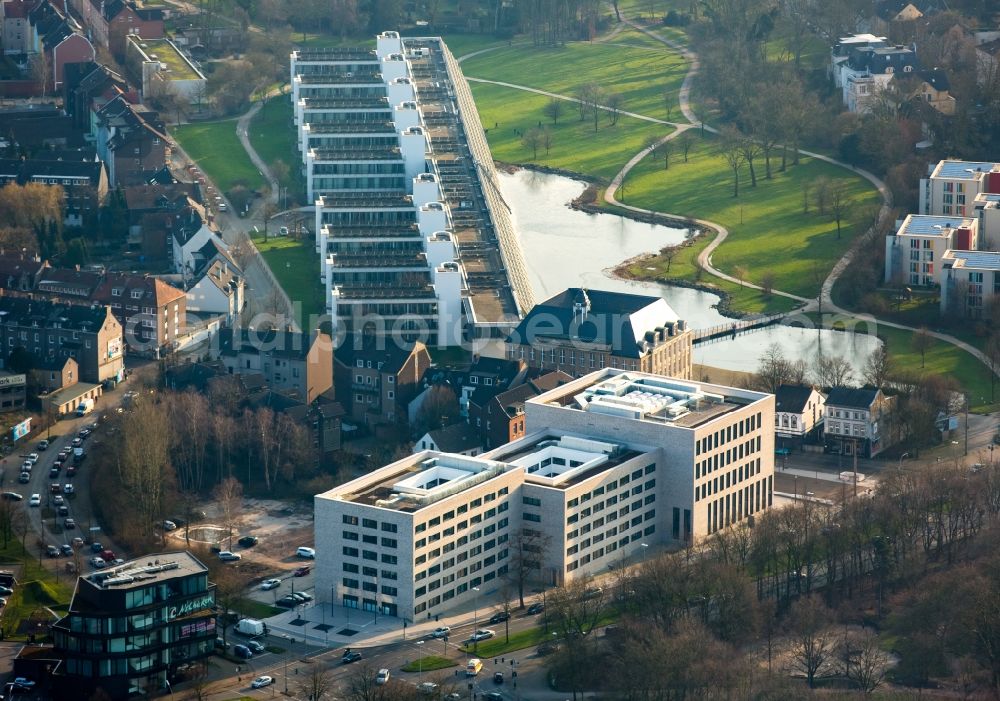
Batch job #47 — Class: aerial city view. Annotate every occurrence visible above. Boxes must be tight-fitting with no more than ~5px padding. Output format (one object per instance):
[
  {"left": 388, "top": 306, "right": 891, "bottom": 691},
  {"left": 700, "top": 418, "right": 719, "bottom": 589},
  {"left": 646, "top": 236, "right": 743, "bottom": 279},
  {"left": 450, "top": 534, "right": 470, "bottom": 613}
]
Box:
[{"left": 0, "top": 0, "right": 999, "bottom": 698}]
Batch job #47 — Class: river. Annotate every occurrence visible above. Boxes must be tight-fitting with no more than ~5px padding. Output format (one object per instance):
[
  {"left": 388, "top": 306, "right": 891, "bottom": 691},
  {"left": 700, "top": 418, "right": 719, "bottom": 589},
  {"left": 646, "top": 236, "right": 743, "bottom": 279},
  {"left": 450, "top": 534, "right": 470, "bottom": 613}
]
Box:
[{"left": 498, "top": 168, "right": 881, "bottom": 374}]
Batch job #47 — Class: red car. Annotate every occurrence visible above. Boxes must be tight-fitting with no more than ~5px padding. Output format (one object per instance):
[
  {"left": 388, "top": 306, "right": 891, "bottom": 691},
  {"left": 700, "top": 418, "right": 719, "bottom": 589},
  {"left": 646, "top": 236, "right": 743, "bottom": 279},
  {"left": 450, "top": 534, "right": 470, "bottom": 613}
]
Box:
[{"left": 293, "top": 566, "right": 310, "bottom": 577}]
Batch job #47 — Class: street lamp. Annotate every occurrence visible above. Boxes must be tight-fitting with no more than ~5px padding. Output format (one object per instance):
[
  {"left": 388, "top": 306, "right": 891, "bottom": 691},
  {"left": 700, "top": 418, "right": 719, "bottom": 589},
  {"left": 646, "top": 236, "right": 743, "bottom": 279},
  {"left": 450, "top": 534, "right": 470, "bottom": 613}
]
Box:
[
  {"left": 472, "top": 586, "right": 481, "bottom": 653},
  {"left": 793, "top": 475, "right": 798, "bottom": 501},
  {"left": 416, "top": 640, "right": 425, "bottom": 684},
  {"left": 283, "top": 635, "right": 290, "bottom": 693},
  {"left": 897, "top": 452, "right": 909, "bottom": 474},
  {"left": 640, "top": 542, "right": 649, "bottom": 564}
]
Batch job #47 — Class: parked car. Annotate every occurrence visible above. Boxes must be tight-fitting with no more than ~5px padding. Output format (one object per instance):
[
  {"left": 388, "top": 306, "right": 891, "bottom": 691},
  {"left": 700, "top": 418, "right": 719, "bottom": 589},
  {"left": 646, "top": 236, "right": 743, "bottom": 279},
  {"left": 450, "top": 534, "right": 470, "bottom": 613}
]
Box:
[
  {"left": 489, "top": 611, "right": 510, "bottom": 624},
  {"left": 12, "top": 678, "right": 35, "bottom": 689},
  {"left": 483, "top": 692, "right": 503, "bottom": 701},
  {"left": 2, "top": 492, "right": 22, "bottom": 501},
  {"left": 260, "top": 578, "right": 281, "bottom": 590},
  {"left": 162, "top": 520, "right": 177, "bottom": 531},
  {"left": 71, "top": 438, "right": 82, "bottom": 448},
  {"left": 28, "top": 494, "right": 40, "bottom": 507},
  {"left": 293, "top": 565, "right": 310, "bottom": 577},
  {"left": 238, "top": 536, "right": 258, "bottom": 547},
  {"left": 90, "top": 557, "right": 106, "bottom": 568},
  {"left": 25, "top": 453, "right": 38, "bottom": 464},
  {"left": 60, "top": 544, "right": 73, "bottom": 556},
  {"left": 469, "top": 629, "right": 495, "bottom": 642},
  {"left": 233, "top": 644, "right": 252, "bottom": 660},
  {"left": 527, "top": 602, "right": 545, "bottom": 615},
  {"left": 91, "top": 542, "right": 103, "bottom": 553},
  {"left": 251, "top": 676, "right": 273, "bottom": 689},
  {"left": 296, "top": 546, "right": 315, "bottom": 559},
  {"left": 376, "top": 669, "right": 390, "bottom": 685},
  {"left": 417, "top": 682, "right": 439, "bottom": 694},
  {"left": 275, "top": 595, "right": 298, "bottom": 608},
  {"left": 18, "top": 473, "right": 29, "bottom": 484},
  {"left": 218, "top": 551, "right": 241, "bottom": 562},
  {"left": 0, "top": 586, "right": 12, "bottom": 596},
  {"left": 57, "top": 505, "right": 69, "bottom": 517},
  {"left": 20, "top": 461, "right": 31, "bottom": 472},
  {"left": 63, "top": 484, "right": 74, "bottom": 495},
  {"left": 78, "top": 428, "right": 91, "bottom": 439},
  {"left": 246, "top": 640, "right": 266, "bottom": 653},
  {"left": 215, "top": 637, "right": 229, "bottom": 650},
  {"left": 431, "top": 626, "right": 451, "bottom": 638},
  {"left": 46, "top": 545, "right": 60, "bottom": 557},
  {"left": 289, "top": 592, "right": 311, "bottom": 603},
  {"left": 64, "top": 518, "right": 76, "bottom": 529},
  {"left": 342, "top": 650, "right": 362, "bottom": 663},
  {"left": 37, "top": 440, "right": 49, "bottom": 451}
]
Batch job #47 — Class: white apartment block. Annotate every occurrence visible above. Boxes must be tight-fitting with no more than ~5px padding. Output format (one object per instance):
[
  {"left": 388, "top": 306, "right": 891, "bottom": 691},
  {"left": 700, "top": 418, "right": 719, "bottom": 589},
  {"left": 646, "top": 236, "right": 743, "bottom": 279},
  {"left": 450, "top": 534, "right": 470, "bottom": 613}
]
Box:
[
  {"left": 940, "top": 249, "right": 1000, "bottom": 316},
  {"left": 975, "top": 192, "right": 1000, "bottom": 250},
  {"left": 290, "top": 32, "right": 533, "bottom": 348},
  {"left": 315, "top": 369, "right": 774, "bottom": 621},
  {"left": 919, "top": 159, "right": 1000, "bottom": 217},
  {"left": 884, "top": 214, "right": 979, "bottom": 287}
]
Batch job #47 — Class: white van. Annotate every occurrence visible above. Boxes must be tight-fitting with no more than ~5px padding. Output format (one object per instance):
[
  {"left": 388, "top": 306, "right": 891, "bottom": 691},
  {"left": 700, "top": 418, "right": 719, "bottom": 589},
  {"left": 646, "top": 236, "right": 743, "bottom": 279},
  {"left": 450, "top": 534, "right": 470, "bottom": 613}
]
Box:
[{"left": 465, "top": 658, "right": 483, "bottom": 676}]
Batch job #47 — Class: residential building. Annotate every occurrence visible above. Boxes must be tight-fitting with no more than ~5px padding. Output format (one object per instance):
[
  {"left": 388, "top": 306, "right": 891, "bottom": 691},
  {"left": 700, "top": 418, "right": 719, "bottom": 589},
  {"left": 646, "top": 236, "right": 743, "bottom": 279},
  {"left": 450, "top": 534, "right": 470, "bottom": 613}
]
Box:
[
  {"left": 45, "top": 379, "right": 101, "bottom": 415},
  {"left": 884, "top": 214, "right": 979, "bottom": 287},
  {"left": 2, "top": 0, "right": 32, "bottom": 55},
  {"left": 910, "top": 67, "right": 956, "bottom": 115},
  {"left": 333, "top": 338, "right": 431, "bottom": 432},
  {"left": 773, "top": 384, "right": 826, "bottom": 449},
  {"left": 125, "top": 35, "right": 206, "bottom": 100},
  {"left": 473, "top": 370, "right": 573, "bottom": 449},
  {"left": 976, "top": 38, "right": 1000, "bottom": 86},
  {"left": 870, "top": 0, "right": 926, "bottom": 35},
  {"left": 30, "top": 356, "right": 78, "bottom": 392},
  {"left": 939, "top": 249, "right": 1000, "bottom": 317},
  {"left": 506, "top": 288, "right": 693, "bottom": 380},
  {"left": 27, "top": 0, "right": 95, "bottom": 91},
  {"left": 63, "top": 62, "right": 131, "bottom": 132},
  {"left": 315, "top": 369, "right": 774, "bottom": 620},
  {"left": 409, "top": 357, "right": 527, "bottom": 426},
  {"left": 92, "top": 272, "right": 186, "bottom": 354},
  {"left": 40, "top": 552, "right": 215, "bottom": 700},
  {"left": 94, "top": 94, "right": 168, "bottom": 186},
  {"left": 918, "top": 159, "right": 1000, "bottom": 216},
  {"left": 974, "top": 192, "right": 1000, "bottom": 250},
  {"left": 0, "top": 150, "right": 108, "bottom": 227},
  {"left": 293, "top": 34, "right": 534, "bottom": 346},
  {"left": 831, "top": 34, "right": 918, "bottom": 113},
  {"left": 216, "top": 328, "right": 333, "bottom": 404},
  {"left": 823, "top": 387, "right": 895, "bottom": 458},
  {"left": 414, "top": 423, "right": 484, "bottom": 456},
  {"left": 68, "top": 0, "right": 164, "bottom": 56},
  {"left": 0, "top": 296, "right": 124, "bottom": 383}
]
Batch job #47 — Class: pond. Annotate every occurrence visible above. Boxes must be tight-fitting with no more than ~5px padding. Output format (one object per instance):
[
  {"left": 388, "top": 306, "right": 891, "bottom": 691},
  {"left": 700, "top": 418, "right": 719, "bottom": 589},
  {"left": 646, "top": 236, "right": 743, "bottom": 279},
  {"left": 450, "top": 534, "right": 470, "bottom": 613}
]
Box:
[{"left": 498, "top": 169, "right": 882, "bottom": 373}]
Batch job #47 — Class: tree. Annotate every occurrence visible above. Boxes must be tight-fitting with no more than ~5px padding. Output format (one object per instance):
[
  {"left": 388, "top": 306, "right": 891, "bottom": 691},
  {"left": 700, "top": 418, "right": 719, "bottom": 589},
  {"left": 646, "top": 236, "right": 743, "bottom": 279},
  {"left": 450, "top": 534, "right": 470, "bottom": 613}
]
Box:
[
  {"left": 297, "top": 664, "right": 334, "bottom": 701},
  {"left": 31, "top": 51, "right": 50, "bottom": 96},
  {"left": 801, "top": 179, "right": 811, "bottom": 214},
  {"left": 733, "top": 264, "right": 748, "bottom": 289},
  {"left": 830, "top": 181, "right": 849, "bottom": 239},
  {"left": 508, "top": 527, "right": 550, "bottom": 608},
  {"left": 863, "top": 345, "right": 892, "bottom": 390},
  {"left": 542, "top": 98, "right": 564, "bottom": 124},
  {"left": 677, "top": 130, "right": 695, "bottom": 162},
  {"left": 760, "top": 271, "right": 776, "bottom": 297},
  {"left": 719, "top": 128, "right": 745, "bottom": 197},
  {"left": 210, "top": 565, "right": 251, "bottom": 648},
  {"left": 541, "top": 127, "right": 554, "bottom": 156},
  {"left": 813, "top": 176, "right": 832, "bottom": 215},
  {"left": 606, "top": 92, "right": 623, "bottom": 126},
  {"left": 912, "top": 326, "right": 933, "bottom": 368},
  {"left": 115, "top": 399, "right": 174, "bottom": 545},
  {"left": 659, "top": 245, "right": 680, "bottom": 273},
  {"left": 813, "top": 354, "right": 854, "bottom": 389},
  {"left": 737, "top": 130, "right": 763, "bottom": 187},
  {"left": 754, "top": 343, "right": 807, "bottom": 394},
  {"left": 844, "top": 630, "right": 891, "bottom": 696},
  {"left": 213, "top": 477, "right": 243, "bottom": 550},
  {"left": 521, "top": 128, "right": 543, "bottom": 160},
  {"left": 788, "top": 597, "right": 836, "bottom": 688},
  {"left": 415, "top": 384, "right": 460, "bottom": 436}
]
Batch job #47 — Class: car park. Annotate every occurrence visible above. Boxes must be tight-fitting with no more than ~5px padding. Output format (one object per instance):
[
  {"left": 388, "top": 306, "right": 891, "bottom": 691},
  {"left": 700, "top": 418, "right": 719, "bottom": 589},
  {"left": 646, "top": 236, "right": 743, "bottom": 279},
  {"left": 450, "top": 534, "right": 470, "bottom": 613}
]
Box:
[
  {"left": 260, "top": 578, "right": 281, "bottom": 590},
  {"left": 28, "top": 494, "right": 40, "bottom": 507},
  {"left": 238, "top": 536, "right": 258, "bottom": 547},
  {"left": 431, "top": 626, "right": 451, "bottom": 638},
  {"left": 376, "top": 669, "right": 390, "bottom": 685},
  {"left": 469, "top": 629, "right": 495, "bottom": 642},
  {"left": 251, "top": 676, "right": 273, "bottom": 689},
  {"left": 218, "top": 551, "right": 241, "bottom": 562},
  {"left": 489, "top": 611, "right": 510, "bottom": 624},
  {"left": 342, "top": 650, "right": 362, "bottom": 663},
  {"left": 293, "top": 565, "right": 310, "bottom": 577},
  {"left": 296, "top": 546, "right": 315, "bottom": 558}
]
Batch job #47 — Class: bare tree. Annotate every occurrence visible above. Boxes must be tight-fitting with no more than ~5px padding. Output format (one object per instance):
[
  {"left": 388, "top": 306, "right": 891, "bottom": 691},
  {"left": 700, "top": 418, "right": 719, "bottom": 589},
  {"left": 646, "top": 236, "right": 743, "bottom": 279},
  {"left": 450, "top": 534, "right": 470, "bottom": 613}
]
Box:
[
  {"left": 521, "top": 128, "right": 543, "bottom": 160},
  {"left": 542, "top": 98, "right": 564, "bottom": 124},
  {"left": 508, "top": 527, "right": 549, "bottom": 608},
  {"left": 863, "top": 345, "right": 892, "bottom": 390},
  {"left": 719, "top": 128, "right": 745, "bottom": 197},
  {"left": 813, "top": 176, "right": 832, "bottom": 215},
  {"left": 677, "top": 130, "right": 695, "bottom": 163},
  {"left": 787, "top": 597, "right": 836, "bottom": 688},
  {"left": 297, "top": 664, "right": 335, "bottom": 701},
  {"left": 541, "top": 127, "right": 554, "bottom": 156},
  {"left": 912, "top": 327, "right": 933, "bottom": 368},
  {"left": 733, "top": 264, "right": 748, "bottom": 289},
  {"left": 843, "top": 630, "right": 891, "bottom": 696},
  {"left": 830, "top": 181, "right": 849, "bottom": 239},
  {"left": 605, "top": 92, "right": 623, "bottom": 126},
  {"left": 761, "top": 271, "right": 776, "bottom": 297},
  {"left": 737, "top": 130, "right": 763, "bottom": 187},
  {"left": 659, "top": 245, "right": 680, "bottom": 274},
  {"left": 813, "top": 354, "right": 854, "bottom": 389},
  {"left": 213, "top": 477, "right": 243, "bottom": 550}
]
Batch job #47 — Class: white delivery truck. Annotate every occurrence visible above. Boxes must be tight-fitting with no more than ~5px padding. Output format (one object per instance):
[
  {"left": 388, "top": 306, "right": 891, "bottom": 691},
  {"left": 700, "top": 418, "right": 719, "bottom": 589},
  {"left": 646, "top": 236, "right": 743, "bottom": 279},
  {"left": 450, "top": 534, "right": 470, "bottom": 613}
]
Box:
[
  {"left": 236, "top": 618, "right": 265, "bottom": 637},
  {"left": 76, "top": 398, "right": 94, "bottom": 417}
]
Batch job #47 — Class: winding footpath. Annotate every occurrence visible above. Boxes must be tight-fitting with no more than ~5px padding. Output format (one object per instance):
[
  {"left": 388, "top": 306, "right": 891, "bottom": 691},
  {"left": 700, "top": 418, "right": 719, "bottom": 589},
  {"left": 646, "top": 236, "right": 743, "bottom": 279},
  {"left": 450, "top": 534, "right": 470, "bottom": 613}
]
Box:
[{"left": 457, "top": 19, "right": 1000, "bottom": 378}]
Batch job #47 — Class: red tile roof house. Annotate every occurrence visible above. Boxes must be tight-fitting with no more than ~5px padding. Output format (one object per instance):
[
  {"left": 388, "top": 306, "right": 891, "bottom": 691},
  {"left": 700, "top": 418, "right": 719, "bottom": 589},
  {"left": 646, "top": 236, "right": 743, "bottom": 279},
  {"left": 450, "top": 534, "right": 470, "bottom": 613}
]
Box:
[{"left": 28, "top": 0, "right": 95, "bottom": 91}]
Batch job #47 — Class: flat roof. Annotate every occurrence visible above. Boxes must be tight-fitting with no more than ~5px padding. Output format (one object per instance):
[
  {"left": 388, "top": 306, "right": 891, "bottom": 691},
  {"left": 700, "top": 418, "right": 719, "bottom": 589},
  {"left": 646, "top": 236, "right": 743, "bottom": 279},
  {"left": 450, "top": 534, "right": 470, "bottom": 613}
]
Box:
[
  {"left": 325, "top": 452, "right": 507, "bottom": 512},
  {"left": 489, "top": 434, "right": 645, "bottom": 490},
  {"left": 44, "top": 382, "right": 101, "bottom": 406},
  {"left": 529, "top": 370, "right": 765, "bottom": 429},
  {"left": 942, "top": 250, "right": 1000, "bottom": 271},
  {"left": 83, "top": 551, "right": 207, "bottom": 592},
  {"left": 131, "top": 38, "right": 203, "bottom": 81},
  {"left": 898, "top": 214, "right": 976, "bottom": 236},
  {"left": 933, "top": 160, "right": 999, "bottom": 179}
]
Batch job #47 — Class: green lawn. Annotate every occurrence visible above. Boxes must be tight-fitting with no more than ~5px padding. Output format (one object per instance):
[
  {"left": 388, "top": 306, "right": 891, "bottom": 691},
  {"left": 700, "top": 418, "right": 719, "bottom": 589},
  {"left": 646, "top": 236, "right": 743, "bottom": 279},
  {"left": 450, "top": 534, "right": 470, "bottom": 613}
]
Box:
[
  {"left": 461, "top": 42, "right": 687, "bottom": 124},
  {"left": 876, "top": 326, "right": 999, "bottom": 412},
  {"left": 171, "top": 120, "right": 262, "bottom": 194},
  {"left": 251, "top": 232, "right": 326, "bottom": 331},
  {"left": 0, "top": 543, "right": 73, "bottom": 640},
  {"left": 471, "top": 82, "right": 671, "bottom": 181},
  {"left": 618, "top": 132, "right": 880, "bottom": 305},
  {"left": 249, "top": 98, "right": 304, "bottom": 203},
  {"left": 233, "top": 597, "right": 283, "bottom": 619},
  {"left": 402, "top": 655, "right": 457, "bottom": 672},
  {"left": 459, "top": 626, "right": 550, "bottom": 657}
]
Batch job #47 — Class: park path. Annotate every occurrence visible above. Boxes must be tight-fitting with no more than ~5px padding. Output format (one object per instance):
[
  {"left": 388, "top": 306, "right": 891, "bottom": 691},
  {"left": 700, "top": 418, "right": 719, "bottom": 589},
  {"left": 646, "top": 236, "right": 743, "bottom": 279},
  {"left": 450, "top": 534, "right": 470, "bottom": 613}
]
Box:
[{"left": 236, "top": 99, "right": 280, "bottom": 206}]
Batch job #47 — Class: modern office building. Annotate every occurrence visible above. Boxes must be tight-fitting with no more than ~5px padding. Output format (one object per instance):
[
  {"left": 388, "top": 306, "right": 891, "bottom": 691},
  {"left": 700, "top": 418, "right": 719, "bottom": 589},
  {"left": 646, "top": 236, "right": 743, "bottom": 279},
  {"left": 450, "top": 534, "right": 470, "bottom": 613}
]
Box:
[
  {"left": 315, "top": 369, "right": 774, "bottom": 621},
  {"left": 291, "top": 32, "right": 534, "bottom": 347},
  {"left": 43, "top": 552, "right": 216, "bottom": 700}
]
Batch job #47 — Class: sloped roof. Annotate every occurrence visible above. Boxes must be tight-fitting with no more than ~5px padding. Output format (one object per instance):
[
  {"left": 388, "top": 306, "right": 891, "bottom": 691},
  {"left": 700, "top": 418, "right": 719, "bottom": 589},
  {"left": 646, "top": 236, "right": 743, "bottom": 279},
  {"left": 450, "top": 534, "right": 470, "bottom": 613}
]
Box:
[
  {"left": 427, "top": 422, "right": 483, "bottom": 453},
  {"left": 918, "top": 66, "right": 950, "bottom": 90},
  {"left": 775, "top": 384, "right": 820, "bottom": 413},
  {"left": 507, "top": 288, "right": 682, "bottom": 359},
  {"left": 218, "top": 328, "right": 324, "bottom": 362},
  {"left": 826, "top": 387, "right": 881, "bottom": 409},
  {"left": 335, "top": 337, "right": 428, "bottom": 374}
]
